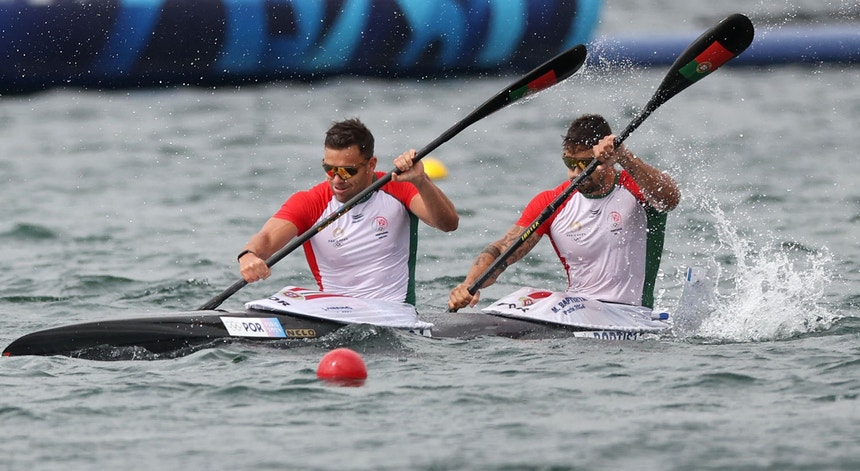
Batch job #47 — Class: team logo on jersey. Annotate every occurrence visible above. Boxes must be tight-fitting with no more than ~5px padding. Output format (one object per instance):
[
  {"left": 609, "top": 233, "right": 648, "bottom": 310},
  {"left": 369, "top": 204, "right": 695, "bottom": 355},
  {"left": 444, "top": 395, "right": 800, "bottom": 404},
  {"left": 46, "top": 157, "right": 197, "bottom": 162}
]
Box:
[
  {"left": 609, "top": 211, "right": 623, "bottom": 234},
  {"left": 373, "top": 216, "right": 389, "bottom": 239},
  {"left": 373, "top": 216, "right": 388, "bottom": 231}
]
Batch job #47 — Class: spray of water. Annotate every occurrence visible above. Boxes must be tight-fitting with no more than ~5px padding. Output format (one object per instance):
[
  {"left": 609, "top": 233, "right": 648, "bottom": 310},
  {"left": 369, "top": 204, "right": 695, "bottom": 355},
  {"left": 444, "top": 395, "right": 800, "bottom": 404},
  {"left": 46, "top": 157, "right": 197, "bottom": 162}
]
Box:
[{"left": 687, "top": 198, "right": 841, "bottom": 343}]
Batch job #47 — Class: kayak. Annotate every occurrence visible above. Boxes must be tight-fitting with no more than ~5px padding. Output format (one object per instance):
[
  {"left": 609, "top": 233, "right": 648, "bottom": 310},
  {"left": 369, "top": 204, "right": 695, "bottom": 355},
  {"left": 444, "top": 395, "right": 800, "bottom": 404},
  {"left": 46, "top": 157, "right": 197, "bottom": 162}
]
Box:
[
  {"left": 2, "top": 284, "right": 678, "bottom": 360},
  {"left": 1, "top": 308, "right": 609, "bottom": 360},
  {"left": 3, "top": 285, "right": 679, "bottom": 359}
]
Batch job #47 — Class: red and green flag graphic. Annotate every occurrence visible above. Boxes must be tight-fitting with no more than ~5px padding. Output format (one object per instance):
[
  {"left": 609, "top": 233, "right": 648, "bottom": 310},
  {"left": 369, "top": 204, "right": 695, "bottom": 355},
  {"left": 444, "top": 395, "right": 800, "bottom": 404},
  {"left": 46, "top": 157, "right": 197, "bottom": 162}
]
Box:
[
  {"left": 679, "top": 41, "right": 735, "bottom": 83},
  {"left": 509, "top": 70, "right": 559, "bottom": 100}
]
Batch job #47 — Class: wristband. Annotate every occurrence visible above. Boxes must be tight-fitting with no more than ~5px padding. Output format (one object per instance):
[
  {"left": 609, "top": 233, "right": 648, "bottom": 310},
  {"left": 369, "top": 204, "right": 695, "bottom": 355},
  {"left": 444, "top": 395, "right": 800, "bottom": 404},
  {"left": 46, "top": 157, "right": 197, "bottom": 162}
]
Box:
[{"left": 237, "top": 249, "right": 256, "bottom": 262}]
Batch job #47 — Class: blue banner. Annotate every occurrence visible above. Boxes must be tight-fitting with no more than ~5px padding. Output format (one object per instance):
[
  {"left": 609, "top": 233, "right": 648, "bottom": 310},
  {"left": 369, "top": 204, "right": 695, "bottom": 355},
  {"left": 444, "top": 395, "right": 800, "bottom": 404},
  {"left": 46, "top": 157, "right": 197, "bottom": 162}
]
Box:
[{"left": 0, "top": 0, "right": 602, "bottom": 93}]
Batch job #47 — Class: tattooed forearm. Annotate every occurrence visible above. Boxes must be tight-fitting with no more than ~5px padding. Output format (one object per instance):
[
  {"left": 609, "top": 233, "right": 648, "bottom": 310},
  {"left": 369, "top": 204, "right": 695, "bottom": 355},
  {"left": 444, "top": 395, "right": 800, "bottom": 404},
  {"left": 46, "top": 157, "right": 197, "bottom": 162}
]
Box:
[
  {"left": 466, "top": 225, "right": 540, "bottom": 288},
  {"left": 480, "top": 244, "right": 501, "bottom": 260},
  {"left": 499, "top": 225, "right": 539, "bottom": 266}
]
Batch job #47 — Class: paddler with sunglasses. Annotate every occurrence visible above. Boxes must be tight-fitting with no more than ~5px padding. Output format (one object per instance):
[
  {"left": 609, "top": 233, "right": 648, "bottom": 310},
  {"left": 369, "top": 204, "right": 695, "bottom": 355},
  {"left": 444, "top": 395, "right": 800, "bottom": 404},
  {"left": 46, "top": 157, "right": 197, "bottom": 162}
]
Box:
[
  {"left": 448, "top": 114, "right": 680, "bottom": 311},
  {"left": 238, "top": 118, "right": 458, "bottom": 305}
]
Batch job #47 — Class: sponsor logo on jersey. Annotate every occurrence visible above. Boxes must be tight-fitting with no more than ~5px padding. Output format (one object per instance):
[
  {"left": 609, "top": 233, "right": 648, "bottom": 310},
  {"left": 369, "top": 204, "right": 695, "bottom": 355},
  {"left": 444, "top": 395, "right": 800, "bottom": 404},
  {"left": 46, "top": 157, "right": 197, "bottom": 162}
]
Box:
[
  {"left": 565, "top": 220, "right": 588, "bottom": 242},
  {"left": 328, "top": 226, "right": 348, "bottom": 247}
]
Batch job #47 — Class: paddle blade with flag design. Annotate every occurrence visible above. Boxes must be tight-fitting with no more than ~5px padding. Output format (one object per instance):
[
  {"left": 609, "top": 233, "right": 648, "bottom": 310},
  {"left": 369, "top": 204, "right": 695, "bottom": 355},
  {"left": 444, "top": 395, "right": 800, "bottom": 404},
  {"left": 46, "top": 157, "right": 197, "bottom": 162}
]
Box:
[
  {"left": 462, "top": 44, "right": 588, "bottom": 127},
  {"left": 650, "top": 13, "right": 755, "bottom": 110}
]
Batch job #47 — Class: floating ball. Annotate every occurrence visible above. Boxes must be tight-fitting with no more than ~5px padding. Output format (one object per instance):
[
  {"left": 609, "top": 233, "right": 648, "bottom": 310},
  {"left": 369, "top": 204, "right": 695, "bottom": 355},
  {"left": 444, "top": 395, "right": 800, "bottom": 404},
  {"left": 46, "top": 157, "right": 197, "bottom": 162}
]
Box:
[
  {"left": 423, "top": 156, "right": 448, "bottom": 180},
  {"left": 316, "top": 348, "right": 367, "bottom": 386}
]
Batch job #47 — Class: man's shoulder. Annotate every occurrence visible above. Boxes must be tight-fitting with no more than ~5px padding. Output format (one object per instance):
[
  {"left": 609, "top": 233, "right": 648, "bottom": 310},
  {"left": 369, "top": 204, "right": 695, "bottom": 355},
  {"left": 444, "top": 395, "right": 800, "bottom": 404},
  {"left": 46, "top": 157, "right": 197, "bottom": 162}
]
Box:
[
  {"left": 519, "top": 181, "right": 570, "bottom": 218},
  {"left": 529, "top": 181, "right": 571, "bottom": 203},
  {"left": 275, "top": 181, "right": 331, "bottom": 222},
  {"left": 617, "top": 170, "right": 648, "bottom": 204},
  {"left": 292, "top": 181, "right": 332, "bottom": 201},
  {"left": 378, "top": 172, "right": 418, "bottom": 204}
]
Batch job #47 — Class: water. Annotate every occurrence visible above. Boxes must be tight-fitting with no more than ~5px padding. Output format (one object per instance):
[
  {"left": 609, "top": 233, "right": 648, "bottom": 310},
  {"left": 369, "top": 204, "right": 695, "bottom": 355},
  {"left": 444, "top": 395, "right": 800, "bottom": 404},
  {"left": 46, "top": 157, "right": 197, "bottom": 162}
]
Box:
[{"left": 2, "top": 1, "right": 860, "bottom": 469}]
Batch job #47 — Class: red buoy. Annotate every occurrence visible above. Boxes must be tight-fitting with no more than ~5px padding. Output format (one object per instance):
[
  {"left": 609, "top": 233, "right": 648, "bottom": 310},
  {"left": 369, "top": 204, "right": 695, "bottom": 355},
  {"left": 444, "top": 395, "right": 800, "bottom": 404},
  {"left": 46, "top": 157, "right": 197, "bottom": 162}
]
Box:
[{"left": 316, "top": 348, "right": 367, "bottom": 386}]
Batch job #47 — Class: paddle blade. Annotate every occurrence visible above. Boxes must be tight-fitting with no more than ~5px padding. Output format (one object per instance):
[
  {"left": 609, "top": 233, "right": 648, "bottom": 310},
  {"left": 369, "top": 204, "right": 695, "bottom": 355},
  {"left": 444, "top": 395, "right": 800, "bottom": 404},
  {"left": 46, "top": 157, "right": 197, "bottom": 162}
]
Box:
[
  {"left": 650, "top": 13, "right": 755, "bottom": 111},
  {"left": 505, "top": 44, "right": 588, "bottom": 101},
  {"left": 446, "top": 44, "right": 587, "bottom": 138}
]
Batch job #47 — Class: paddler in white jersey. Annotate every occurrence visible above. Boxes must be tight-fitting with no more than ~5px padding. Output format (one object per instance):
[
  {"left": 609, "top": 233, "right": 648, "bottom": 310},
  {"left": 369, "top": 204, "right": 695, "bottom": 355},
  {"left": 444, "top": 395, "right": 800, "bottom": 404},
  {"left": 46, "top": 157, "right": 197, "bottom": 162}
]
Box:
[
  {"left": 238, "top": 118, "right": 459, "bottom": 305},
  {"left": 448, "top": 114, "right": 681, "bottom": 311}
]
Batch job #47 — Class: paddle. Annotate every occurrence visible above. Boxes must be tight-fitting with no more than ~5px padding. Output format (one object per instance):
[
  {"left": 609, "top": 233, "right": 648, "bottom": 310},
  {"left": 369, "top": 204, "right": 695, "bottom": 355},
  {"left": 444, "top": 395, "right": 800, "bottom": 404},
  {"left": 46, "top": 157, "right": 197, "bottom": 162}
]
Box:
[
  {"left": 197, "top": 44, "right": 589, "bottom": 311},
  {"left": 453, "top": 13, "right": 755, "bottom": 309}
]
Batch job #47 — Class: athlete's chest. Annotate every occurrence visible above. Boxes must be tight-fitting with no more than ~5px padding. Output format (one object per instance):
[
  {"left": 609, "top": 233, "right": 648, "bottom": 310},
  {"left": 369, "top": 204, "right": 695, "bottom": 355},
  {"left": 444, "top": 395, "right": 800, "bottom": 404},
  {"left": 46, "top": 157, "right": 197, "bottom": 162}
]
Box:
[
  {"left": 314, "top": 192, "right": 409, "bottom": 250},
  {"left": 550, "top": 189, "right": 646, "bottom": 248}
]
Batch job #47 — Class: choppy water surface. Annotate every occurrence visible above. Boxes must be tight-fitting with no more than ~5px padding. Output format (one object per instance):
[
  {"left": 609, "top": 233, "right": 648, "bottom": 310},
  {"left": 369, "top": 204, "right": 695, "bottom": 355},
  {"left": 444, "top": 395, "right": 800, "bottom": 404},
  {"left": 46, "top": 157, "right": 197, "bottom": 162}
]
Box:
[{"left": 2, "top": 1, "right": 859, "bottom": 470}]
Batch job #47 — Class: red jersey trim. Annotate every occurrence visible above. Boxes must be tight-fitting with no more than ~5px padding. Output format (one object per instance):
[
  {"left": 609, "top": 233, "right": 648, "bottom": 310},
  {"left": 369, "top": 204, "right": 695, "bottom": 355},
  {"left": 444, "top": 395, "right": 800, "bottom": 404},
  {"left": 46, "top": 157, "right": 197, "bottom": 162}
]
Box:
[{"left": 273, "top": 172, "right": 418, "bottom": 231}]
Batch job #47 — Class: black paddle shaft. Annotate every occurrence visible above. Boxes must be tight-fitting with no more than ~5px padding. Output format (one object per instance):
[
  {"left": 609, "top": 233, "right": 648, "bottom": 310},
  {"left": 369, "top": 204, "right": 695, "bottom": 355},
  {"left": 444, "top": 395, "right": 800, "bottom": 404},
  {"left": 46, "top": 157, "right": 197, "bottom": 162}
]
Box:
[
  {"left": 458, "top": 13, "right": 755, "bottom": 304},
  {"left": 197, "top": 44, "right": 589, "bottom": 311}
]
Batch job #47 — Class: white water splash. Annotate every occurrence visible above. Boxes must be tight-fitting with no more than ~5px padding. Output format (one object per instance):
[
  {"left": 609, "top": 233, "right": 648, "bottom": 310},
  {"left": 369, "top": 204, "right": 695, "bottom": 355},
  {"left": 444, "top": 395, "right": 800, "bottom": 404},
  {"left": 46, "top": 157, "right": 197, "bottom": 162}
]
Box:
[{"left": 682, "top": 199, "right": 840, "bottom": 343}]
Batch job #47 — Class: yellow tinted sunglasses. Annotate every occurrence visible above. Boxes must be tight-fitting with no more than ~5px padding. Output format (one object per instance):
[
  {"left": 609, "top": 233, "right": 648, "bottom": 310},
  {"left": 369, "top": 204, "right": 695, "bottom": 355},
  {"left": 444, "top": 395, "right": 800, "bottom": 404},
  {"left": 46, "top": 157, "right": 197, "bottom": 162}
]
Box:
[
  {"left": 562, "top": 156, "right": 595, "bottom": 171},
  {"left": 322, "top": 161, "right": 366, "bottom": 180}
]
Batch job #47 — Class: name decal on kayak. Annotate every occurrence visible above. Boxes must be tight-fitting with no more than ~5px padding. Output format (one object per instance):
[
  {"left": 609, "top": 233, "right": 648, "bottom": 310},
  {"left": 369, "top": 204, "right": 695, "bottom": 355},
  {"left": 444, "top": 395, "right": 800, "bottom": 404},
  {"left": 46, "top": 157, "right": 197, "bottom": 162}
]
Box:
[
  {"left": 591, "top": 331, "right": 641, "bottom": 341},
  {"left": 284, "top": 329, "right": 317, "bottom": 339},
  {"left": 551, "top": 296, "right": 587, "bottom": 314},
  {"left": 221, "top": 317, "right": 287, "bottom": 338}
]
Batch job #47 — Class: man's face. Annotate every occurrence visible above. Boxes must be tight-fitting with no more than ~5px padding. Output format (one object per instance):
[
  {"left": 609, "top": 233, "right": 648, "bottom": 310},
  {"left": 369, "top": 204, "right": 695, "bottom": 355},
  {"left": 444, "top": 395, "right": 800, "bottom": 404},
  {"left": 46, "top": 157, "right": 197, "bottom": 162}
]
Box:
[{"left": 322, "top": 145, "right": 376, "bottom": 203}]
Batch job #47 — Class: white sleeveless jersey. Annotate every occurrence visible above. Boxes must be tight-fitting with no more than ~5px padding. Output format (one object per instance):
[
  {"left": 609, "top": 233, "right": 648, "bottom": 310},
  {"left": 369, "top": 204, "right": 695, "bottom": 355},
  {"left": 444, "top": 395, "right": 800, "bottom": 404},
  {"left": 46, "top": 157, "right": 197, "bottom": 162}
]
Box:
[
  {"left": 517, "top": 171, "right": 668, "bottom": 307},
  {"left": 308, "top": 190, "right": 416, "bottom": 302},
  {"left": 274, "top": 173, "right": 419, "bottom": 304}
]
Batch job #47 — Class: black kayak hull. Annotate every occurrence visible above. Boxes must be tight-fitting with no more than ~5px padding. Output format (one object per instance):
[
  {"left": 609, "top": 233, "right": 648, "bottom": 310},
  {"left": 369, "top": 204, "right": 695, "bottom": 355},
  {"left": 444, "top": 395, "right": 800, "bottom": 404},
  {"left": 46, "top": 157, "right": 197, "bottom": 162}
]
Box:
[
  {"left": 3, "top": 309, "right": 588, "bottom": 359},
  {"left": 2, "top": 310, "right": 335, "bottom": 358}
]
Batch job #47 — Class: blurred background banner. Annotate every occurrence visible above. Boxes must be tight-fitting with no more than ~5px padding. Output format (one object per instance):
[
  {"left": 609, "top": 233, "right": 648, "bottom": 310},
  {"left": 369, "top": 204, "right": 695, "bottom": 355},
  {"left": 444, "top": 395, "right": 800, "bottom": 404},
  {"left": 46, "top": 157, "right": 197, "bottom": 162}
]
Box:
[
  {"left": 0, "top": 0, "right": 601, "bottom": 93},
  {"left": 3, "top": 0, "right": 858, "bottom": 95}
]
